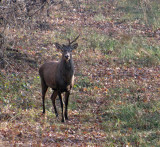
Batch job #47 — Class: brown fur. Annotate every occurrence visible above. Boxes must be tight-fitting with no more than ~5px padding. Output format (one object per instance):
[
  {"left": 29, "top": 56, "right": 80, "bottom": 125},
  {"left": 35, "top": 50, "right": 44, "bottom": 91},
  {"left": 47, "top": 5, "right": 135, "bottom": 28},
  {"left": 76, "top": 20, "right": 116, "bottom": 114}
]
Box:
[{"left": 39, "top": 37, "right": 79, "bottom": 122}]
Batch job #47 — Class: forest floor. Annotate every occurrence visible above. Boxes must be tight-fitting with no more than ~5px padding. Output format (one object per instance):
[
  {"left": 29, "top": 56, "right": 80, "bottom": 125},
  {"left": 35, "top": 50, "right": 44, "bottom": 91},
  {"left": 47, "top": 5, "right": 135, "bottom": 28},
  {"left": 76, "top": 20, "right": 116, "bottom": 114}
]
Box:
[{"left": 0, "top": 0, "right": 160, "bottom": 146}]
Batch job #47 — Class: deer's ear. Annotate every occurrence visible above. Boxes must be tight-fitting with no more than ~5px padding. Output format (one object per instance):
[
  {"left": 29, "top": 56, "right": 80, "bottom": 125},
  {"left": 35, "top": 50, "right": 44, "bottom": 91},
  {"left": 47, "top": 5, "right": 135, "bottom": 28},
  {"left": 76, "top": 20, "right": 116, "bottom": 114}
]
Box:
[
  {"left": 72, "top": 43, "right": 78, "bottom": 50},
  {"left": 55, "top": 43, "right": 63, "bottom": 51}
]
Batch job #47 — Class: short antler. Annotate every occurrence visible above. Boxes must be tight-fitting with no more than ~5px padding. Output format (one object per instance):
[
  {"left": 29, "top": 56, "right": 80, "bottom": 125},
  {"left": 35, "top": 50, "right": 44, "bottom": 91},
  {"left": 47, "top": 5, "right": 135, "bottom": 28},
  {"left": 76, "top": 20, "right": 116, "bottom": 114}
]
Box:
[
  {"left": 68, "top": 38, "right": 71, "bottom": 45},
  {"left": 68, "top": 35, "right": 80, "bottom": 45}
]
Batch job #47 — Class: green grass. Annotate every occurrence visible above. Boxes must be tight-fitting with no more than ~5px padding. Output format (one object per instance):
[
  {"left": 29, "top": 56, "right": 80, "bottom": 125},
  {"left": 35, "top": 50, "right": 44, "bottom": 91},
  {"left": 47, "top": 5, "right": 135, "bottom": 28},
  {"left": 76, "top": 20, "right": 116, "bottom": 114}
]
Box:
[
  {"left": 87, "top": 32, "right": 160, "bottom": 66},
  {"left": 116, "top": 0, "right": 160, "bottom": 27},
  {"left": 102, "top": 97, "right": 160, "bottom": 145}
]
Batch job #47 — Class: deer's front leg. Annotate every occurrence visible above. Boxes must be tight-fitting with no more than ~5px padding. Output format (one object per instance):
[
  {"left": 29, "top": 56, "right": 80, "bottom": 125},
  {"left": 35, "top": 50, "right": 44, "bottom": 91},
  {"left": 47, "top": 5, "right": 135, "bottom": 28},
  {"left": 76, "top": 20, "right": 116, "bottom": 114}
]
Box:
[
  {"left": 58, "top": 92, "right": 64, "bottom": 122},
  {"left": 64, "top": 91, "right": 70, "bottom": 120},
  {"left": 50, "top": 91, "right": 58, "bottom": 117}
]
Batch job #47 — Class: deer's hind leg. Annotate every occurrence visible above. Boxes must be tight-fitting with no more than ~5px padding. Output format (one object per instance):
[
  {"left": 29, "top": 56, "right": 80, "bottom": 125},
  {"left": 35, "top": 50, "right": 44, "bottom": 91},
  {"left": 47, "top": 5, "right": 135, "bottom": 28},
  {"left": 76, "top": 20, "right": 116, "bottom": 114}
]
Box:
[{"left": 41, "top": 78, "right": 48, "bottom": 113}]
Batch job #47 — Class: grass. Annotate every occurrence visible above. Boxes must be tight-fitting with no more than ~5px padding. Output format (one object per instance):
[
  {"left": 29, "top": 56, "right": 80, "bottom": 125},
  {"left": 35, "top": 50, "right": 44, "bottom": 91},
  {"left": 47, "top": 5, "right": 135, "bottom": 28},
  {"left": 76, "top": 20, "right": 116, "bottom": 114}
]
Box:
[
  {"left": 116, "top": 0, "right": 160, "bottom": 27},
  {"left": 102, "top": 101, "right": 160, "bottom": 145},
  {"left": 0, "top": 0, "right": 160, "bottom": 146},
  {"left": 88, "top": 32, "right": 160, "bottom": 66}
]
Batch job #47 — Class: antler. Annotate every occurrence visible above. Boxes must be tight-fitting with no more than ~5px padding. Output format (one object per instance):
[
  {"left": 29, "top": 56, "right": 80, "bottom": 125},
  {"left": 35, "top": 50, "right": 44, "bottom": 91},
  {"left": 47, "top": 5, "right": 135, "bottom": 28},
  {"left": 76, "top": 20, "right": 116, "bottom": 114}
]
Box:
[
  {"left": 68, "top": 35, "right": 80, "bottom": 45},
  {"left": 68, "top": 38, "right": 71, "bottom": 45}
]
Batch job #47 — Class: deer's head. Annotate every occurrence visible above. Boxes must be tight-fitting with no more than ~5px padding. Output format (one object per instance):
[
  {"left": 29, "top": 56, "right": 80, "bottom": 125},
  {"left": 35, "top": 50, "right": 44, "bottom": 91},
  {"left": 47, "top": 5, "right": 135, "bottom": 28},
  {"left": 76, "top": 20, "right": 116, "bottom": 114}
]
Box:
[{"left": 55, "top": 35, "right": 79, "bottom": 62}]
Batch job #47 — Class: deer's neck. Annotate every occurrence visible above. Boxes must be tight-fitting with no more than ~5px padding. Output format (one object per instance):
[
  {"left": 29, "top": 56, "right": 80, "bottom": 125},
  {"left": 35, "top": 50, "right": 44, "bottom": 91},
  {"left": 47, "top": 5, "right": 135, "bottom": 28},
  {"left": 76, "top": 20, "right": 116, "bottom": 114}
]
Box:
[{"left": 60, "top": 58, "right": 74, "bottom": 76}]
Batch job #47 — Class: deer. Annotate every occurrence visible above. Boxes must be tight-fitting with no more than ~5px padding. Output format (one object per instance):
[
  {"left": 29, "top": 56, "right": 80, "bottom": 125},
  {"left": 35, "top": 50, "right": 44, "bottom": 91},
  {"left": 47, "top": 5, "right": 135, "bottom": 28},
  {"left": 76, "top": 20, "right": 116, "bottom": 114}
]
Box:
[{"left": 39, "top": 35, "right": 79, "bottom": 122}]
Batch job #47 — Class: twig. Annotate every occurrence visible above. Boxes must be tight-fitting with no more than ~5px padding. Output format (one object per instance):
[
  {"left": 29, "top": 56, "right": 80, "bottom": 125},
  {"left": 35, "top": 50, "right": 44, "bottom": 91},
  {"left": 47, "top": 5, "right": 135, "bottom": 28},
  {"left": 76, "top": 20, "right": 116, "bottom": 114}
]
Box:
[{"left": 27, "top": 2, "right": 46, "bottom": 18}]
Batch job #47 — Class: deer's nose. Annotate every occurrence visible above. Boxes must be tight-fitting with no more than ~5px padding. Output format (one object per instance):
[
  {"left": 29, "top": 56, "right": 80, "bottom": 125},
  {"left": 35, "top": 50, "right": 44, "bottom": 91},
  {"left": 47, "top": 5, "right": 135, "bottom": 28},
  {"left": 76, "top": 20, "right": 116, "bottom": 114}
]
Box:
[{"left": 65, "top": 54, "right": 69, "bottom": 59}]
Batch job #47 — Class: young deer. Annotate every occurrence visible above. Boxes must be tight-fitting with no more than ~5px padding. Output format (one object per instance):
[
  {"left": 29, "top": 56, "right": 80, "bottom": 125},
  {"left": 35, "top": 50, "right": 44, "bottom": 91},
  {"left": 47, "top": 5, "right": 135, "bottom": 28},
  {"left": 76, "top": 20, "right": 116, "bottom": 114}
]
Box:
[{"left": 39, "top": 35, "right": 79, "bottom": 122}]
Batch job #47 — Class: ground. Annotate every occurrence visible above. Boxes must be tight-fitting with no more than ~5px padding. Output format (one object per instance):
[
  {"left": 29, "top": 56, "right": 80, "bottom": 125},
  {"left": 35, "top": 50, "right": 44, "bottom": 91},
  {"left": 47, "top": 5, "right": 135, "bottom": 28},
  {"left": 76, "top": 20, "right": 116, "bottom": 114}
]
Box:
[{"left": 0, "top": 0, "right": 160, "bottom": 146}]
